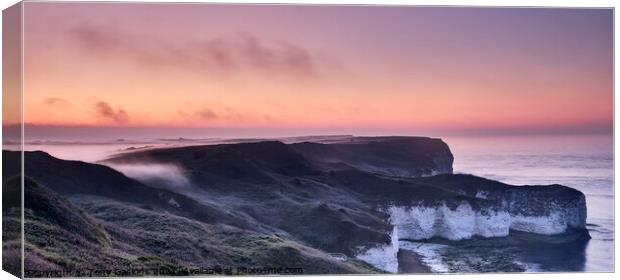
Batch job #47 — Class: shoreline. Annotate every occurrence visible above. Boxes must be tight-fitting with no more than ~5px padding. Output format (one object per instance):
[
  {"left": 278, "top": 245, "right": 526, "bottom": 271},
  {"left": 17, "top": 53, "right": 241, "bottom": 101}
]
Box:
[{"left": 397, "top": 249, "right": 433, "bottom": 273}]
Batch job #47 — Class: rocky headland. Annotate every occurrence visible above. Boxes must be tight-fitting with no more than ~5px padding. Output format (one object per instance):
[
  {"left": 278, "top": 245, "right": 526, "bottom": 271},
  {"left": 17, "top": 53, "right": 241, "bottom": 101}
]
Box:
[{"left": 2, "top": 136, "right": 589, "bottom": 275}]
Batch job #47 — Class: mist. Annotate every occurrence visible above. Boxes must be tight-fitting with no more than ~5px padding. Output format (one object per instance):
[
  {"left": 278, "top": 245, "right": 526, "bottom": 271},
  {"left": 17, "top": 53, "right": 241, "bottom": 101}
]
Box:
[{"left": 104, "top": 162, "right": 191, "bottom": 191}]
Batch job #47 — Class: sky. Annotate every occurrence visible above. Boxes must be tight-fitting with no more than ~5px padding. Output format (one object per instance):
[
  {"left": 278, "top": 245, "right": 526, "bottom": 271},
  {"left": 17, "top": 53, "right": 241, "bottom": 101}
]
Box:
[{"left": 5, "top": 3, "right": 614, "bottom": 139}]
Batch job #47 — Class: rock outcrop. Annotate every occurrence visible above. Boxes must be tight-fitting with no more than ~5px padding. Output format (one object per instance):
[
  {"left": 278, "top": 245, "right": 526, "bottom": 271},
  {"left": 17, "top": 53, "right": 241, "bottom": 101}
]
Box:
[
  {"left": 412, "top": 174, "right": 589, "bottom": 236},
  {"left": 354, "top": 174, "right": 589, "bottom": 272},
  {"left": 291, "top": 136, "right": 454, "bottom": 177}
]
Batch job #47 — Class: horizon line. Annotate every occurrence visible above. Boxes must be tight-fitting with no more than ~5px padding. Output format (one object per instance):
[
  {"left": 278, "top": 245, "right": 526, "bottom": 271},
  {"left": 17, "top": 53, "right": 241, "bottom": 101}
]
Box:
[{"left": 2, "top": 123, "right": 613, "bottom": 142}]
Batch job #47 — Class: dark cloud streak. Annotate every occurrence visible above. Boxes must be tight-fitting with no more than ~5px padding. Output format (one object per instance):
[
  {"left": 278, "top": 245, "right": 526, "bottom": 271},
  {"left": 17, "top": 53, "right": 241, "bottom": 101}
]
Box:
[
  {"left": 42, "top": 97, "right": 72, "bottom": 107},
  {"left": 195, "top": 108, "right": 218, "bottom": 120},
  {"left": 94, "top": 101, "right": 129, "bottom": 124},
  {"left": 67, "top": 24, "right": 319, "bottom": 78}
]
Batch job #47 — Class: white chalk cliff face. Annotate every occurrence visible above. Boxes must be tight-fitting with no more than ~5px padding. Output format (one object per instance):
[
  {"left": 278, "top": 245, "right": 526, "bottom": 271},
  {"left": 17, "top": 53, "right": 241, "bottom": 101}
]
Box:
[
  {"left": 387, "top": 202, "right": 511, "bottom": 240},
  {"left": 355, "top": 185, "right": 588, "bottom": 272},
  {"left": 388, "top": 197, "right": 586, "bottom": 240},
  {"left": 355, "top": 226, "right": 400, "bottom": 273}
]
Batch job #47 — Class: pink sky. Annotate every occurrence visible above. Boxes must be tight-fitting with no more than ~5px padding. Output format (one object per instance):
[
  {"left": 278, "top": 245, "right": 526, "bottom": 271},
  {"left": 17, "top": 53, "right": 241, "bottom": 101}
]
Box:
[{"left": 4, "top": 3, "right": 613, "bottom": 138}]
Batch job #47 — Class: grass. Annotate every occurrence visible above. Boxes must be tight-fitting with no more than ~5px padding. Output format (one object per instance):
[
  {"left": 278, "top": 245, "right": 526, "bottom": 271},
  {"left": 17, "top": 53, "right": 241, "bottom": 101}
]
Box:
[{"left": 3, "top": 176, "right": 380, "bottom": 276}]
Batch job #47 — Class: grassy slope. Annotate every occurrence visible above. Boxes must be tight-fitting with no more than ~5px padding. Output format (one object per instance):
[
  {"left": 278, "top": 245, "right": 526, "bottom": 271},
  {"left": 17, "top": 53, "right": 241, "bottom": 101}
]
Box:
[
  {"left": 3, "top": 176, "right": 379, "bottom": 275},
  {"left": 71, "top": 195, "right": 380, "bottom": 274}
]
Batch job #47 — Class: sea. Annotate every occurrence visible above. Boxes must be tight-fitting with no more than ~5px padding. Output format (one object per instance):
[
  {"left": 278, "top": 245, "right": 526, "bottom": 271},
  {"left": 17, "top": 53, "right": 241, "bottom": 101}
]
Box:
[
  {"left": 406, "top": 134, "right": 614, "bottom": 273},
  {"left": 12, "top": 134, "right": 614, "bottom": 273}
]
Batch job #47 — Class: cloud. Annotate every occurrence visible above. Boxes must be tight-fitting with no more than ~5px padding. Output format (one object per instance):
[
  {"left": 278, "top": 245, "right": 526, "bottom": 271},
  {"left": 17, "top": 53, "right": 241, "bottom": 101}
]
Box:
[
  {"left": 238, "top": 33, "right": 317, "bottom": 76},
  {"left": 176, "top": 106, "right": 271, "bottom": 124},
  {"left": 67, "top": 24, "right": 319, "bottom": 78},
  {"left": 195, "top": 108, "right": 218, "bottom": 120},
  {"left": 42, "top": 97, "right": 72, "bottom": 107},
  {"left": 178, "top": 108, "right": 219, "bottom": 121},
  {"left": 70, "top": 24, "right": 121, "bottom": 51},
  {"left": 94, "top": 101, "right": 129, "bottom": 124}
]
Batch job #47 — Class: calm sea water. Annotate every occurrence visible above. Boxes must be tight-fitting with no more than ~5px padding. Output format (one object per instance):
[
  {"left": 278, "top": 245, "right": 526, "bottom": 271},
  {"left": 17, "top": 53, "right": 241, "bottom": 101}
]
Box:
[{"left": 444, "top": 135, "right": 614, "bottom": 272}]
